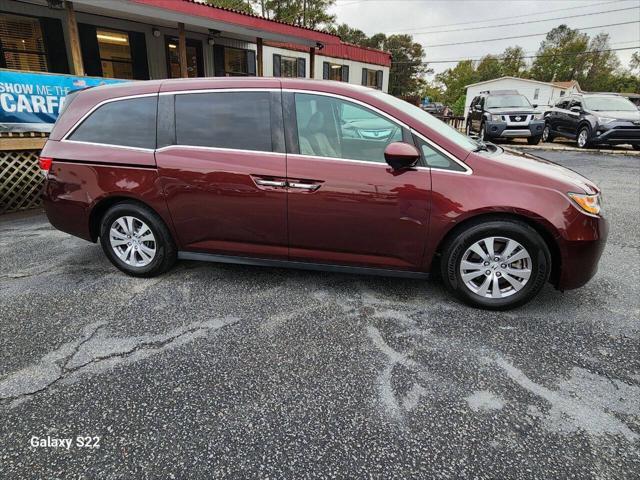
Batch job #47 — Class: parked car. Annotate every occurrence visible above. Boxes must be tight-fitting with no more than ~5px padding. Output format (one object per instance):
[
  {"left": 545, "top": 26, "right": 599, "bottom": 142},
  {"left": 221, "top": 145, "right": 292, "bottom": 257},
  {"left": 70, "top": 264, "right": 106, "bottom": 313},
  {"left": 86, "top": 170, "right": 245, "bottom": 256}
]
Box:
[
  {"left": 466, "top": 90, "right": 545, "bottom": 144},
  {"left": 40, "top": 78, "right": 607, "bottom": 310},
  {"left": 422, "top": 102, "right": 445, "bottom": 115},
  {"left": 543, "top": 93, "right": 640, "bottom": 150}
]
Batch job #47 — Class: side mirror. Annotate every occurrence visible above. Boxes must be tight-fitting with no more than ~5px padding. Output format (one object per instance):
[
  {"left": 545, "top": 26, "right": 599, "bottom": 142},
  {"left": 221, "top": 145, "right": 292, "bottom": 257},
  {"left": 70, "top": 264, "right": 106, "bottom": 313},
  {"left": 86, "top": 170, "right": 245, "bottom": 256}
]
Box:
[
  {"left": 384, "top": 142, "right": 420, "bottom": 170},
  {"left": 570, "top": 106, "right": 581, "bottom": 113},
  {"left": 532, "top": 104, "right": 538, "bottom": 109},
  {"left": 474, "top": 105, "right": 482, "bottom": 111}
]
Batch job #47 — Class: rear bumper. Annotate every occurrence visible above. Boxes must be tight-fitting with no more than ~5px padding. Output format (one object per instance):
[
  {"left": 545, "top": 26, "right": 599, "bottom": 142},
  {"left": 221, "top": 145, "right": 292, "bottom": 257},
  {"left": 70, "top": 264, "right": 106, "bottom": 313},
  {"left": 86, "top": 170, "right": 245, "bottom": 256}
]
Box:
[
  {"left": 556, "top": 214, "right": 609, "bottom": 291},
  {"left": 485, "top": 120, "right": 545, "bottom": 138}
]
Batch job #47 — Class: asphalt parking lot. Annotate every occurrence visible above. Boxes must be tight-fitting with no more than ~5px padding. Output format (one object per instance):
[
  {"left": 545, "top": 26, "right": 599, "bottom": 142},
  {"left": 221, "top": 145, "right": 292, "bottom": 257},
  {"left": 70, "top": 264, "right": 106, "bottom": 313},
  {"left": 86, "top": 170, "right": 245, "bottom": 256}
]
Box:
[{"left": 1, "top": 150, "right": 638, "bottom": 479}]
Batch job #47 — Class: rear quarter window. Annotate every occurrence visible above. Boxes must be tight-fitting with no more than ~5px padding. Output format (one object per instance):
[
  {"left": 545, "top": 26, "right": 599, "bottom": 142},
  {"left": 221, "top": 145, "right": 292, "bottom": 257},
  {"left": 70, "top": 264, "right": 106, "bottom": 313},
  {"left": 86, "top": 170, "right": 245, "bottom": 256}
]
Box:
[{"left": 68, "top": 96, "right": 157, "bottom": 149}]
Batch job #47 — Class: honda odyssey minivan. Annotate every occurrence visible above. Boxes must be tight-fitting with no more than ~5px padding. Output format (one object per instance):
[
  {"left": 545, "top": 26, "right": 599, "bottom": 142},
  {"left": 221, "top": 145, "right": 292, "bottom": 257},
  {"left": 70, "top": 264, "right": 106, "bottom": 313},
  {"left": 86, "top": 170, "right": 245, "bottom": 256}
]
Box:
[{"left": 41, "top": 78, "right": 608, "bottom": 309}]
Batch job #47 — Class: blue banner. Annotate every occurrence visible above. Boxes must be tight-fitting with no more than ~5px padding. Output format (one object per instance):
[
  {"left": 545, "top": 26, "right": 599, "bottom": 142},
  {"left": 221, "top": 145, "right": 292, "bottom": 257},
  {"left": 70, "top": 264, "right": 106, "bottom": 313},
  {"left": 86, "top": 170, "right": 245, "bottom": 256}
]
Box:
[{"left": 0, "top": 70, "right": 129, "bottom": 132}]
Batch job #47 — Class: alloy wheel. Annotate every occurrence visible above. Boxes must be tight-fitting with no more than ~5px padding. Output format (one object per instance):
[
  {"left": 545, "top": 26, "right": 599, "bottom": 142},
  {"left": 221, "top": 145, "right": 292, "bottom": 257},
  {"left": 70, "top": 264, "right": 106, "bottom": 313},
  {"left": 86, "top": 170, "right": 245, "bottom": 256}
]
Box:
[
  {"left": 577, "top": 129, "right": 588, "bottom": 148},
  {"left": 459, "top": 236, "right": 532, "bottom": 299},
  {"left": 542, "top": 125, "right": 550, "bottom": 142},
  {"left": 109, "top": 216, "right": 157, "bottom": 267}
]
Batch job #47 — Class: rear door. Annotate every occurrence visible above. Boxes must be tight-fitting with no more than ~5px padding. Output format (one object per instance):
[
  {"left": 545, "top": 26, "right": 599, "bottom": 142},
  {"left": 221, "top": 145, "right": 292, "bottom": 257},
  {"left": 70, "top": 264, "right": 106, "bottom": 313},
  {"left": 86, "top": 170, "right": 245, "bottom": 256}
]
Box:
[
  {"left": 566, "top": 97, "right": 583, "bottom": 137},
  {"left": 284, "top": 91, "right": 431, "bottom": 271},
  {"left": 155, "top": 88, "right": 289, "bottom": 259}
]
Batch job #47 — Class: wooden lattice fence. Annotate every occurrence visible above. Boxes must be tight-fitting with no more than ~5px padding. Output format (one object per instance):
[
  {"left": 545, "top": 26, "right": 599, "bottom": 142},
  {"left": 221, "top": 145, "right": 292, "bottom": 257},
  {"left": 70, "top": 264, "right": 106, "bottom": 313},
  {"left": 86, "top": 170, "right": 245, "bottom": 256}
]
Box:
[{"left": 0, "top": 149, "right": 44, "bottom": 214}]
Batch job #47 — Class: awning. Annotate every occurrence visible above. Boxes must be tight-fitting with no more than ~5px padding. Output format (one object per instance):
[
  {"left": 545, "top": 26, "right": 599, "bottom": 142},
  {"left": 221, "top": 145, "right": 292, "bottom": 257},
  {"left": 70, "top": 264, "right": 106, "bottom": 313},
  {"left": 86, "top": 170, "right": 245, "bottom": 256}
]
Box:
[{"left": 70, "top": 0, "right": 340, "bottom": 47}]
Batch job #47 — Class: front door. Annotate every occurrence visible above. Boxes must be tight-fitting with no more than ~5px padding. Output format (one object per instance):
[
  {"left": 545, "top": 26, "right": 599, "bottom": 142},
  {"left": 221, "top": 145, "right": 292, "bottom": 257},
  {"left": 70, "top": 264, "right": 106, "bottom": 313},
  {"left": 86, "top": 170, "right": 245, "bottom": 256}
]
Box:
[
  {"left": 156, "top": 89, "right": 289, "bottom": 259},
  {"left": 165, "top": 36, "right": 204, "bottom": 78},
  {"left": 285, "top": 92, "right": 431, "bottom": 270}
]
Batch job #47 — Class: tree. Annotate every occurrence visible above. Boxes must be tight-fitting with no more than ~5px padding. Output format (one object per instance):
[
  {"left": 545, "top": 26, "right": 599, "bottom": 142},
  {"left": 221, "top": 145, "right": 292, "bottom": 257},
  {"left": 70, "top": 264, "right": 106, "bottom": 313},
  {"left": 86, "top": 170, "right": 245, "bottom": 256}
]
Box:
[
  {"left": 262, "top": 0, "right": 336, "bottom": 28},
  {"left": 330, "top": 23, "right": 369, "bottom": 45},
  {"left": 501, "top": 46, "right": 526, "bottom": 77},
  {"left": 435, "top": 60, "right": 476, "bottom": 106},
  {"left": 475, "top": 55, "right": 503, "bottom": 82},
  {"left": 629, "top": 51, "right": 640, "bottom": 72},
  {"left": 581, "top": 33, "right": 620, "bottom": 91},
  {"left": 206, "top": 0, "right": 254, "bottom": 14},
  {"left": 529, "top": 25, "right": 590, "bottom": 82}
]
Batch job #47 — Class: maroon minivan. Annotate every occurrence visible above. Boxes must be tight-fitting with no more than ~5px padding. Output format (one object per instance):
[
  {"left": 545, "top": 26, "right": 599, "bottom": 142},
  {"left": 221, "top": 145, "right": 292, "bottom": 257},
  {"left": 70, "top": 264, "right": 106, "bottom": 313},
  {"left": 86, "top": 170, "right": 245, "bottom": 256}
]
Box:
[{"left": 40, "top": 78, "right": 608, "bottom": 309}]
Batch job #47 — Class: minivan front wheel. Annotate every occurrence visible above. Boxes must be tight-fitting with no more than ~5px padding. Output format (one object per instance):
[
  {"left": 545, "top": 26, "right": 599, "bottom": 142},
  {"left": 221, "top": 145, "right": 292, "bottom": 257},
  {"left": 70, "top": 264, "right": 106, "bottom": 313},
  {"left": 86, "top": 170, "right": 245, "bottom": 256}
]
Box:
[
  {"left": 99, "top": 202, "right": 177, "bottom": 277},
  {"left": 441, "top": 220, "right": 550, "bottom": 310}
]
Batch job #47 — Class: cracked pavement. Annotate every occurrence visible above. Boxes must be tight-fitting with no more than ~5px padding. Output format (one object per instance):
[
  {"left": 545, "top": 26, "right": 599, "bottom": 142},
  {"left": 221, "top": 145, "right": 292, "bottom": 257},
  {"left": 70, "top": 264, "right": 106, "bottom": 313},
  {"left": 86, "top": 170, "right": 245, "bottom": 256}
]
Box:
[{"left": 1, "top": 151, "right": 639, "bottom": 479}]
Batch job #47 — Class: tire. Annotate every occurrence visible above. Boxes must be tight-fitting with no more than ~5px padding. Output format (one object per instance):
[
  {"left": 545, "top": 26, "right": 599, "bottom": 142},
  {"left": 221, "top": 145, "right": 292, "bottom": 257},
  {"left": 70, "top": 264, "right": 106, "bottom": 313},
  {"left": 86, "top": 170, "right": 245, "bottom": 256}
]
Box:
[
  {"left": 527, "top": 135, "right": 542, "bottom": 145},
  {"left": 479, "top": 122, "right": 488, "bottom": 142},
  {"left": 99, "top": 202, "right": 177, "bottom": 278},
  {"left": 440, "top": 219, "right": 551, "bottom": 310},
  {"left": 542, "top": 124, "right": 554, "bottom": 143},
  {"left": 576, "top": 126, "right": 591, "bottom": 149},
  {"left": 465, "top": 121, "right": 472, "bottom": 136}
]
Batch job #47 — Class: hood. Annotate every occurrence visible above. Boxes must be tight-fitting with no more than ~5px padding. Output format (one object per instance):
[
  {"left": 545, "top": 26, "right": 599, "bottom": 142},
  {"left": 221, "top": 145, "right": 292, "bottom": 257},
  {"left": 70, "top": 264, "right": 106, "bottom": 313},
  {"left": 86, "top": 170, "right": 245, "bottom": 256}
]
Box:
[
  {"left": 589, "top": 110, "right": 640, "bottom": 122},
  {"left": 468, "top": 147, "right": 599, "bottom": 195},
  {"left": 486, "top": 107, "right": 539, "bottom": 115}
]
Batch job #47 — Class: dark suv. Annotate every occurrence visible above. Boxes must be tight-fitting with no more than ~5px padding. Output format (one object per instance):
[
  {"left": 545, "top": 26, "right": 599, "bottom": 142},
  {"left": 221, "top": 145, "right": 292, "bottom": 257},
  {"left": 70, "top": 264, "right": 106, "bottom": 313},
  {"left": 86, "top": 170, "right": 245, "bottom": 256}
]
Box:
[
  {"left": 466, "top": 90, "right": 545, "bottom": 144},
  {"left": 543, "top": 93, "right": 640, "bottom": 149}
]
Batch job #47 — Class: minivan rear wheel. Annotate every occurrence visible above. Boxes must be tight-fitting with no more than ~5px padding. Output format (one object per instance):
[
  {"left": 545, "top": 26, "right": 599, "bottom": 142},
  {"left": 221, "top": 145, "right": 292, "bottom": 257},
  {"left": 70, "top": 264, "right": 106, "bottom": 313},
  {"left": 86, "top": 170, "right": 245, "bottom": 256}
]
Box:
[
  {"left": 440, "top": 220, "right": 550, "bottom": 310},
  {"left": 99, "top": 202, "right": 177, "bottom": 277}
]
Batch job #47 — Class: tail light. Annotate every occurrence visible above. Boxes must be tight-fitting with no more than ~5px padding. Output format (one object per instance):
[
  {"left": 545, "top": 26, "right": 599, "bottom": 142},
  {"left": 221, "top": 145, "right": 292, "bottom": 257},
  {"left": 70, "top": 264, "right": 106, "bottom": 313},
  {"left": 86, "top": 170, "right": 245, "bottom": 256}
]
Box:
[{"left": 39, "top": 156, "right": 53, "bottom": 178}]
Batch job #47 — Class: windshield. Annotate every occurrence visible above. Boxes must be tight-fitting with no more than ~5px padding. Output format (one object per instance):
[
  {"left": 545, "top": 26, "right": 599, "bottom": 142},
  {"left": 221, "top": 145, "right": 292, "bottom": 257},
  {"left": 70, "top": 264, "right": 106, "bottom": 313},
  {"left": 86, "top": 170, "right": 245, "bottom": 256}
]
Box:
[
  {"left": 371, "top": 90, "right": 478, "bottom": 152},
  {"left": 485, "top": 95, "right": 531, "bottom": 108},
  {"left": 583, "top": 96, "right": 637, "bottom": 112}
]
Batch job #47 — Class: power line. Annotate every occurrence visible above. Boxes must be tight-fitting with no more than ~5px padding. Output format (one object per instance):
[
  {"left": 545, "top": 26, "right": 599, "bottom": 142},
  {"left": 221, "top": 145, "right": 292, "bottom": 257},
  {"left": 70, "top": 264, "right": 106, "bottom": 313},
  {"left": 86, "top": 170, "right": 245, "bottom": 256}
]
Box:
[
  {"left": 336, "top": 0, "right": 628, "bottom": 31},
  {"left": 392, "top": 6, "right": 639, "bottom": 35},
  {"left": 390, "top": 45, "right": 639, "bottom": 64},
  {"left": 426, "top": 21, "right": 639, "bottom": 47}
]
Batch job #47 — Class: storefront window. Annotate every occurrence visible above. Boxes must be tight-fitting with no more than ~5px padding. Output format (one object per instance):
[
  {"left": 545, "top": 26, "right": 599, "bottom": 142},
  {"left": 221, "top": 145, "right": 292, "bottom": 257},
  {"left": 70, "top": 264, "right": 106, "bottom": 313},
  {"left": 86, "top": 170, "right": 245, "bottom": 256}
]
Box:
[
  {"left": 362, "top": 68, "right": 383, "bottom": 89},
  {"left": 323, "top": 62, "right": 349, "bottom": 82},
  {"left": 224, "top": 47, "right": 251, "bottom": 76},
  {"left": 166, "top": 37, "right": 203, "bottom": 78},
  {"left": 96, "top": 28, "right": 133, "bottom": 79},
  {"left": 0, "top": 14, "right": 48, "bottom": 72}
]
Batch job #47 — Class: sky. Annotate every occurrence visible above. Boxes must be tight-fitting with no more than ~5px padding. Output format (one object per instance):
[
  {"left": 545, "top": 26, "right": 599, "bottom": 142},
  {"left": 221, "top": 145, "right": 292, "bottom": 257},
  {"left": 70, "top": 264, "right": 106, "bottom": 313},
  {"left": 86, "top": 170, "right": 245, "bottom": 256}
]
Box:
[{"left": 329, "top": 0, "right": 640, "bottom": 77}]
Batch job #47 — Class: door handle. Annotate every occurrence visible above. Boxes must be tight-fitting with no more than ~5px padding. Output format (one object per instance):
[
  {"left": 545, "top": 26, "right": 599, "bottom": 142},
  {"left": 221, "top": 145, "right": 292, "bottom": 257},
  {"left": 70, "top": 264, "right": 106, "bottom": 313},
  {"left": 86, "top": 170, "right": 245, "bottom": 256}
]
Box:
[
  {"left": 255, "top": 179, "right": 287, "bottom": 188},
  {"left": 288, "top": 182, "right": 321, "bottom": 191}
]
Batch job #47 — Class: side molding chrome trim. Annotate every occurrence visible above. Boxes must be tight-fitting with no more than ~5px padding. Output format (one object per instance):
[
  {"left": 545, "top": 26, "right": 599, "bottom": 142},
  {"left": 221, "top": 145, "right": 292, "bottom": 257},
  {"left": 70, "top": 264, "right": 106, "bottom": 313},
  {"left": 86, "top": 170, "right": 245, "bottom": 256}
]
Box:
[{"left": 178, "top": 251, "right": 430, "bottom": 279}]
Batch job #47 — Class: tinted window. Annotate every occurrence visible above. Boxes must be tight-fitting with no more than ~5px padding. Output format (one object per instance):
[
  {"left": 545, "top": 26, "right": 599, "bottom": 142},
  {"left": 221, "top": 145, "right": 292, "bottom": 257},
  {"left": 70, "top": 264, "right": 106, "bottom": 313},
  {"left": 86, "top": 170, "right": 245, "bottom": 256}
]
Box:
[
  {"left": 175, "top": 92, "right": 272, "bottom": 151},
  {"left": 485, "top": 95, "right": 531, "bottom": 108},
  {"left": 556, "top": 99, "right": 569, "bottom": 109},
  {"left": 415, "top": 136, "right": 465, "bottom": 172},
  {"left": 70, "top": 96, "right": 157, "bottom": 149},
  {"left": 295, "top": 93, "right": 402, "bottom": 163}
]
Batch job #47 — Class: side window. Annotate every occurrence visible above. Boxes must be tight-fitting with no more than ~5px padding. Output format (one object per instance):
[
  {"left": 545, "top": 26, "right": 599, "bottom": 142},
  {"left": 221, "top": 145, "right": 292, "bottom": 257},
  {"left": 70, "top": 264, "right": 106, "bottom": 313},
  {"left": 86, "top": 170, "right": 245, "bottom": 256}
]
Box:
[
  {"left": 69, "top": 97, "right": 157, "bottom": 149},
  {"left": 294, "top": 93, "right": 402, "bottom": 163},
  {"left": 556, "top": 99, "right": 568, "bottom": 109},
  {"left": 175, "top": 92, "right": 272, "bottom": 151},
  {"left": 569, "top": 98, "right": 582, "bottom": 110},
  {"left": 415, "top": 136, "right": 465, "bottom": 172}
]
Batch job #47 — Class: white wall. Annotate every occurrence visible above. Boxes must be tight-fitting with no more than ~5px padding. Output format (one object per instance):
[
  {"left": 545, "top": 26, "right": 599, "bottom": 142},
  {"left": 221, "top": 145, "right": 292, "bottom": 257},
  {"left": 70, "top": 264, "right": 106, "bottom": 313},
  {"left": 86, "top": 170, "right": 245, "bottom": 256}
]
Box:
[
  {"left": 315, "top": 55, "right": 390, "bottom": 93},
  {"left": 465, "top": 78, "right": 568, "bottom": 117}
]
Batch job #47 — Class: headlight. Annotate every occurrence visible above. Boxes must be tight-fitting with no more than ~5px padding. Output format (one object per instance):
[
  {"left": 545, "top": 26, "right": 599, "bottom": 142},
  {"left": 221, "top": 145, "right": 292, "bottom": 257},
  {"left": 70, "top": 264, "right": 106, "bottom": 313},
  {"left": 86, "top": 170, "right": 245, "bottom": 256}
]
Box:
[
  {"left": 491, "top": 114, "right": 503, "bottom": 122},
  {"left": 597, "top": 116, "right": 615, "bottom": 124},
  {"left": 533, "top": 113, "right": 544, "bottom": 120},
  {"left": 568, "top": 192, "right": 601, "bottom": 215}
]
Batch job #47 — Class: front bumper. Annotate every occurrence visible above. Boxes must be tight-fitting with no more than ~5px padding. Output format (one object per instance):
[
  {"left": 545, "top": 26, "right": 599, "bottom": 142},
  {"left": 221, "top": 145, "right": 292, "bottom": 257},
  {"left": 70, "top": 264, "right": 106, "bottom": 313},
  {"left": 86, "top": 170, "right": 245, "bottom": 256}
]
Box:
[
  {"left": 485, "top": 120, "right": 545, "bottom": 139},
  {"left": 592, "top": 122, "right": 640, "bottom": 145},
  {"left": 556, "top": 214, "right": 609, "bottom": 291}
]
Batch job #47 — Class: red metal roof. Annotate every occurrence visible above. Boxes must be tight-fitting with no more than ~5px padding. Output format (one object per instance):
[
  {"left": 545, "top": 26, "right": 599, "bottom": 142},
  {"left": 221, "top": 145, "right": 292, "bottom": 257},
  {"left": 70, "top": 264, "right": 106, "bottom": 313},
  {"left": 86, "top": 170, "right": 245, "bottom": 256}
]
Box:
[
  {"left": 131, "top": 0, "right": 338, "bottom": 44},
  {"left": 265, "top": 41, "right": 392, "bottom": 67},
  {"left": 131, "top": 0, "right": 391, "bottom": 66}
]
